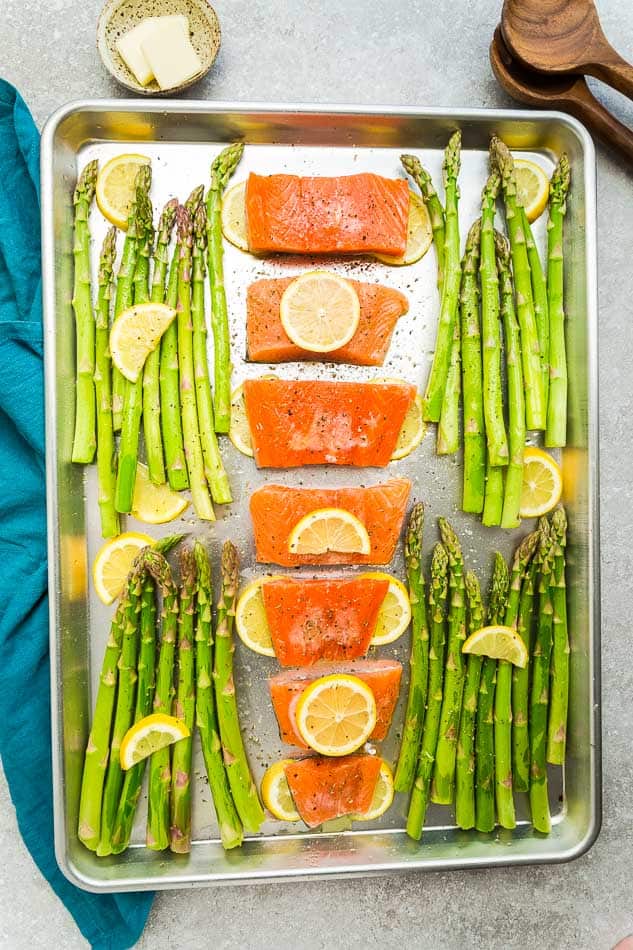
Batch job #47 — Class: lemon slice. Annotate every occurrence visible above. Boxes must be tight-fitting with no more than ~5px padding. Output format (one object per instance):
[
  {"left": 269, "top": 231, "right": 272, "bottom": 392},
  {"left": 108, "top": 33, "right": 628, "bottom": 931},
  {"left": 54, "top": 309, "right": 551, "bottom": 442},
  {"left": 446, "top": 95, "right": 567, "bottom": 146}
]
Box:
[
  {"left": 92, "top": 531, "right": 154, "bottom": 605},
  {"left": 131, "top": 462, "right": 189, "bottom": 524},
  {"left": 110, "top": 302, "right": 176, "bottom": 382},
  {"left": 260, "top": 759, "right": 301, "bottom": 821},
  {"left": 462, "top": 625, "right": 528, "bottom": 669},
  {"left": 519, "top": 447, "right": 563, "bottom": 518},
  {"left": 119, "top": 713, "right": 190, "bottom": 770},
  {"left": 362, "top": 572, "right": 411, "bottom": 645},
  {"left": 96, "top": 153, "right": 151, "bottom": 229},
  {"left": 392, "top": 391, "right": 425, "bottom": 459},
  {"left": 228, "top": 384, "right": 253, "bottom": 456},
  {"left": 374, "top": 192, "right": 433, "bottom": 266},
  {"left": 221, "top": 180, "right": 248, "bottom": 251},
  {"left": 295, "top": 673, "right": 377, "bottom": 757},
  {"left": 351, "top": 761, "right": 395, "bottom": 821},
  {"left": 235, "top": 576, "right": 285, "bottom": 657},
  {"left": 288, "top": 508, "right": 371, "bottom": 556},
  {"left": 514, "top": 159, "right": 550, "bottom": 222},
  {"left": 279, "top": 271, "right": 361, "bottom": 353}
]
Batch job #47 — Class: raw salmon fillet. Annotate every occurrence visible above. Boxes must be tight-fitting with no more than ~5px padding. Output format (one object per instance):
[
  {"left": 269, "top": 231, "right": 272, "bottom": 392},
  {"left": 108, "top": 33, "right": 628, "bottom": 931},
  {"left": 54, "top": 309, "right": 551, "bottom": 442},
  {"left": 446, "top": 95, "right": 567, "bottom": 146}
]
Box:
[
  {"left": 246, "top": 277, "right": 409, "bottom": 365},
  {"left": 243, "top": 378, "right": 416, "bottom": 468},
  {"left": 245, "top": 173, "right": 410, "bottom": 256},
  {"left": 262, "top": 575, "right": 390, "bottom": 666},
  {"left": 284, "top": 755, "right": 382, "bottom": 827},
  {"left": 269, "top": 659, "right": 403, "bottom": 748},
  {"left": 249, "top": 478, "right": 411, "bottom": 566}
]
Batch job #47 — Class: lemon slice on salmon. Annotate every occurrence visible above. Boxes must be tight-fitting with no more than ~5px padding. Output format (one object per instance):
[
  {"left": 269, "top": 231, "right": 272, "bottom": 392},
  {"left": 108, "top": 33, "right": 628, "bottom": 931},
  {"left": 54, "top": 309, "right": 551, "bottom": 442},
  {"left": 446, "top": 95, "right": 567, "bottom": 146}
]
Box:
[
  {"left": 462, "top": 625, "right": 529, "bottom": 668},
  {"left": 96, "top": 153, "right": 151, "bottom": 229},
  {"left": 280, "top": 271, "right": 361, "bottom": 353},
  {"left": 221, "top": 181, "right": 249, "bottom": 250},
  {"left": 260, "top": 760, "right": 301, "bottom": 821},
  {"left": 92, "top": 531, "right": 154, "bottom": 605},
  {"left": 351, "top": 761, "right": 395, "bottom": 821},
  {"left": 119, "top": 713, "right": 190, "bottom": 770},
  {"left": 362, "top": 572, "right": 412, "bottom": 645},
  {"left": 235, "top": 576, "right": 285, "bottom": 657},
  {"left": 519, "top": 447, "right": 563, "bottom": 518},
  {"left": 110, "top": 302, "right": 176, "bottom": 382},
  {"left": 514, "top": 159, "right": 550, "bottom": 222},
  {"left": 288, "top": 508, "right": 371, "bottom": 556},
  {"left": 295, "top": 673, "right": 377, "bottom": 756},
  {"left": 374, "top": 192, "right": 433, "bottom": 266}
]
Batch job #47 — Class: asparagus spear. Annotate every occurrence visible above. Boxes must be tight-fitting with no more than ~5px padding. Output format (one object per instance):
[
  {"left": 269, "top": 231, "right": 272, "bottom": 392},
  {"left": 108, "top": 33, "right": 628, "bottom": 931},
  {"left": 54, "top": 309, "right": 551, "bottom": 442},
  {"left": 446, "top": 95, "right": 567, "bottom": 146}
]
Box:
[
  {"left": 115, "top": 169, "right": 153, "bottom": 514},
  {"left": 455, "top": 571, "right": 485, "bottom": 830},
  {"left": 207, "top": 143, "right": 244, "bottom": 433},
  {"left": 460, "top": 219, "right": 485, "bottom": 513},
  {"left": 170, "top": 548, "right": 197, "bottom": 853},
  {"left": 406, "top": 543, "right": 449, "bottom": 840},
  {"left": 545, "top": 155, "right": 571, "bottom": 448},
  {"left": 521, "top": 206, "right": 550, "bottom": 411},
  {"left": 431, "top": 519, "right": 466, "bottom": 805},
  {"left": 491, "top": 136, "right": 546, "bottom": 430},
  {"left": 214, "top": 541, "right": 265, "bottom": 832},
  {"left": 400, "top": 154, "right": 446, "bottom": 289},
  {"left": 511, "top": 551, "right": 538, "bottom": 793},
  {"left": 96, "top": 563, "right": 143, "bottom": 856},
  {"left": 71, "top": 160, "right": 98, "bottom": 464},
  {"left": 194, "top": 541, "right": 243, "bottom": 850},
  {"left": 94, "top": 227, "right": 119, "bottom": 538},
  {"left": 192, "top": 203, "right": 232, "bottom": 504},
  {"left": 112, "top": 174, "right": 143, "bottom": 431},
  {"left": 77, "top": 597, "right": 128, "bottom": 850},
  {"left": 394, "top": 504, "right": 428, "bottom": 792},
  {"left": 145, "top": 549, "right": 179, "bottom": 851},
  {"left": 475, "top": 553, "right": 509, "bottom": 833},
  {"left": 111, "top": 569, "right": 157, "bottom": 853},
  {"left": 495, "top": 231, "right": 526, "bottom": 530},
  {"left": 480, "top": 170, "right": 508, "bottom": 468},
  {"left": 142, "top": 198, "right": 177, "bottom": 485},
  {"left": 495, "top": 531, "right": 540, "bottom": 829},
  {"left": 177, "top": 204, "right": 215, "bottom": 521},
  {"left": 482, "top": 458, "right": 504, "bottom": 527},
  {"left": 422, "top": 131, "right": 462, "bottom": 422},
  {"left": 436, "top": 320, "right": 461, "bottom": 455},
  {"left": 547, "top": 508, "right": 570, "bottom": 764},
  {"left": 530, "top": 520, "right": 555, "bottom": 833}
]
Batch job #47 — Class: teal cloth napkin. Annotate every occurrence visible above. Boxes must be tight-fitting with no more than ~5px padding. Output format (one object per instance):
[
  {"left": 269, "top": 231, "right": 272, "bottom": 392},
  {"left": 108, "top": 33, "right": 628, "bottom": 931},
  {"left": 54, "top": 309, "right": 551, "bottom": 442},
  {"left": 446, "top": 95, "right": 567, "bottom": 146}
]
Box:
[{"left": 0, "top": 79, "right": 154, "bottom": 949}]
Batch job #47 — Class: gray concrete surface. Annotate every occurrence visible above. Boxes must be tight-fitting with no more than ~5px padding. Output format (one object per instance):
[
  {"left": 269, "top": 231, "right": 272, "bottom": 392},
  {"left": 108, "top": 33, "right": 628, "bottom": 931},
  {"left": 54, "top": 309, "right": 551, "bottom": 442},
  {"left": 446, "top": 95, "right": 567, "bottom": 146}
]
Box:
[{"left": 1, "top": 0, "right": 632, "bottom": 947}]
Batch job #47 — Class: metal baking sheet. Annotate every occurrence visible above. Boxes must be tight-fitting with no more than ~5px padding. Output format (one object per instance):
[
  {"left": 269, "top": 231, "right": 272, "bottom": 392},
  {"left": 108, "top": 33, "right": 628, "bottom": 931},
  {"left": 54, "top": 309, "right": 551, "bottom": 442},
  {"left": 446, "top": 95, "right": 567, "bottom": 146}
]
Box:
[{"left": 41, "top": 102, "right": 600, "bottom": 892}]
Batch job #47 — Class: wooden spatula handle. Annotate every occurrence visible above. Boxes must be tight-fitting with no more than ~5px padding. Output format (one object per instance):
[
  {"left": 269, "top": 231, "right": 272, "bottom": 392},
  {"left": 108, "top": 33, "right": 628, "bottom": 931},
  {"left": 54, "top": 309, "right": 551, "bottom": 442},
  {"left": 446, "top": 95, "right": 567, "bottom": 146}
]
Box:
[
  {"left": 574, "top": 81, "right": 633, "bottom": 162},
  {"left": 592, "top": 53, "right": 633, "bottom": 102}
]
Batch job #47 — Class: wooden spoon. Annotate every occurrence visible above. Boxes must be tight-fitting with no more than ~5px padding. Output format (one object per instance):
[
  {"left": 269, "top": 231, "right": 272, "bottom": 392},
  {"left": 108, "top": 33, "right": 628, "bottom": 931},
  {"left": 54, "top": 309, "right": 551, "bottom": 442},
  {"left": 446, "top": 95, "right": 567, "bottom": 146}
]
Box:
[
  {"left": 490, "top": 27, "right": 633, "bottom": 163},
  {"left": 501, "top": 0, "right": 633, "bottom": 101}
]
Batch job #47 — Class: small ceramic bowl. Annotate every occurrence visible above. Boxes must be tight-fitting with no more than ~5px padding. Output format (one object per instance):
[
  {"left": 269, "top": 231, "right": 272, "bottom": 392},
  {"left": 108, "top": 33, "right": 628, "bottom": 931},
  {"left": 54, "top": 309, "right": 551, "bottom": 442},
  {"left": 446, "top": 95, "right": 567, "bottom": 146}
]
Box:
[{"left": 97, "top": 0, "right": 221, "bottom": 95}]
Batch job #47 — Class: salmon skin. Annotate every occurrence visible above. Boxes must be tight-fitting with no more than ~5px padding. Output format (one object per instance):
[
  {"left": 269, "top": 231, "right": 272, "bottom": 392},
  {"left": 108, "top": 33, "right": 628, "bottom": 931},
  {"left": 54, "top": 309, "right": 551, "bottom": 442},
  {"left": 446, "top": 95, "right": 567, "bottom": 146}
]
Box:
[
  {"left": 250, "top": 478, "right": 411, "bottom": 566},
  {"left": 245, "top": 172, "right": 410, "bottom": 256},
  {"left": 269, "top": 659, "right": 403, "bottom": 748},
  {"left": 284, "top": 755, "right": 382, "bottom": 827},
  {"left": 262, "top": 575, "right": 390, "bottom": 666},
  {"left": 246, "top": 277, "right": 409, "bottom": 366},
  {"left": 243, "top": 378, "right": 416, "bottom": 468}
]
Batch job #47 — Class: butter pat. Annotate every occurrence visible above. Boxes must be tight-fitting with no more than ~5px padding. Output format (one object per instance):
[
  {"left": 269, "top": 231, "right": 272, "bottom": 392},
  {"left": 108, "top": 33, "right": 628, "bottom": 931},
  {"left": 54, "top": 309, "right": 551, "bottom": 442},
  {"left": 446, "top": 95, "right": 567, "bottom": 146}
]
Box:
[
  {"left": 141, "top": 22, "right": 203, "bottom": 90},
  {"left": 116, "top": 16, "right": 190, "bottom": 87}
]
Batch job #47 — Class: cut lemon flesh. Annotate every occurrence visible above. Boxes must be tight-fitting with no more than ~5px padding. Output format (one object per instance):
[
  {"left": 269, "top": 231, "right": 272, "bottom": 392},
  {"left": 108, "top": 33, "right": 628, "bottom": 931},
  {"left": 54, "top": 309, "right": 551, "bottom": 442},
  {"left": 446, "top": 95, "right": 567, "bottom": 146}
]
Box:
[
  {"left": 351, "top": 761, "right": 394, "bottom": 821},
  {"left": 110, "top": 302, "right": 176, "bottom": 382},
  {"left": 131, "top": 462, "right": 189, "bottom": 524},
  {"left": 92, "top": 531, "right": 153, "bottom": 605},
  {"left": 514, "top": 158, "right": 550, "bottom": 223},
  {"left": 295, "top": 673, "right": 377, "bottom": 757},
  {"left": 96, "top": 153, "right": 151, "bottom": 229},
  {"left": 228, "top": 383, "right": 253, "bottom": 456},
  {"left": 260, "top": 759, "right": 301, "bottom": 821},
  {"left": 235, "top": 576, "right": 285, "bottom": 657},
  {"left": 392, "top": 391, "right": 425, "bottom": 459},
  {"left": 288, "top": 508, "right": 371, "bottom": 556},
  {"left": 120, "top": 713, "right": 190, "bottom": 770},
  {"left": 374, "top": 192, "right": 433, "bottom": 266},
  {"left": 462, "top": 624, "right": 529, "bottom": 668},
  {"left": 362, "top": 572, "right": 412, "bottom": 645},
  {"left": 519, "top": 446, "right": 563, "bottom": 518},
  {"left": 280, "top": 271, "right": 361, "bottom": 353},
  {"left": 221, "top": 180, "right": 248, "bottom": 251}
]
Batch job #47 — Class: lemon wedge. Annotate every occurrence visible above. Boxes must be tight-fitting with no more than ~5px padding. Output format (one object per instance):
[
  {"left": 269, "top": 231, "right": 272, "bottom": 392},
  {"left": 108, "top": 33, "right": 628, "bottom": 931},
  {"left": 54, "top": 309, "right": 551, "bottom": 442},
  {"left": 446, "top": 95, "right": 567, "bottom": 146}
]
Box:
[
  {"left": 131, "top": 462, "right": 189, "bottom": 524},
  {"left": 96, "top": 153, "right": 151, "bottom": 229},
  {"left": 519, "top": 447, "right": 563, "bottom": 518},
  {"left": 295, "top": 673, "right": 377, "bottom": 757},
  {"left": 374, "top": 192, "right": 433, "bottom": 266},
  {"left": 514, "top": 159, "right": 550, "bottom": 222},
  {"left": 462, "top": 624, "right": 529, "bottom": 668},
  {"left": 119, "top": 713, "right": 190, "bottom": 770},
  {"left": 221, "top": 180, "right": 248, "bottom": 251},
  {"left": 288, "top": 508, "right": 371, "bottom": 556},
  {"left": 92, "top": 531, "right": 153, "bottom": 605},
  {"left": 362, "top": 572, "right": 412, "bottom": 645},
  {"left": 235, "top": 576, "right": 285, "bottom": 657},
  {"left": 351, "top": 761, "right": 395, "bottom": 821},
  {"left": 228, "top": 384, "right": 253, "bottom": 457},
  {"left": 110, "top": 302, "right": 176, "bottom": 382},
  {"left": 260, "top": 760, "right": 301, "bottom": 821}
]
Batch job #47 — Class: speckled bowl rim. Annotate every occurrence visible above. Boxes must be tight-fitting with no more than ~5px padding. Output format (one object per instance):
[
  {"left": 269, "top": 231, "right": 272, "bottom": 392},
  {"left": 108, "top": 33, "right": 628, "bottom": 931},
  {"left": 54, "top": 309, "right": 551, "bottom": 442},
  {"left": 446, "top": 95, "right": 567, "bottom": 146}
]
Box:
[{"left": 96, "top": 0, "right": 221, "bottom": 96}]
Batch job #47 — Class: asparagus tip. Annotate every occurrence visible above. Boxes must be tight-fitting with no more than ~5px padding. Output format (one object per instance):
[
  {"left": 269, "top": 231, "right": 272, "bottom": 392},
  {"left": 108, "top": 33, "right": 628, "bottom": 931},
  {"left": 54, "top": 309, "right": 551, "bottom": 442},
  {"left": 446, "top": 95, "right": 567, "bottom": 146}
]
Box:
[{"left": 185, "top": 184, "right": 205, "bottom": 217}]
